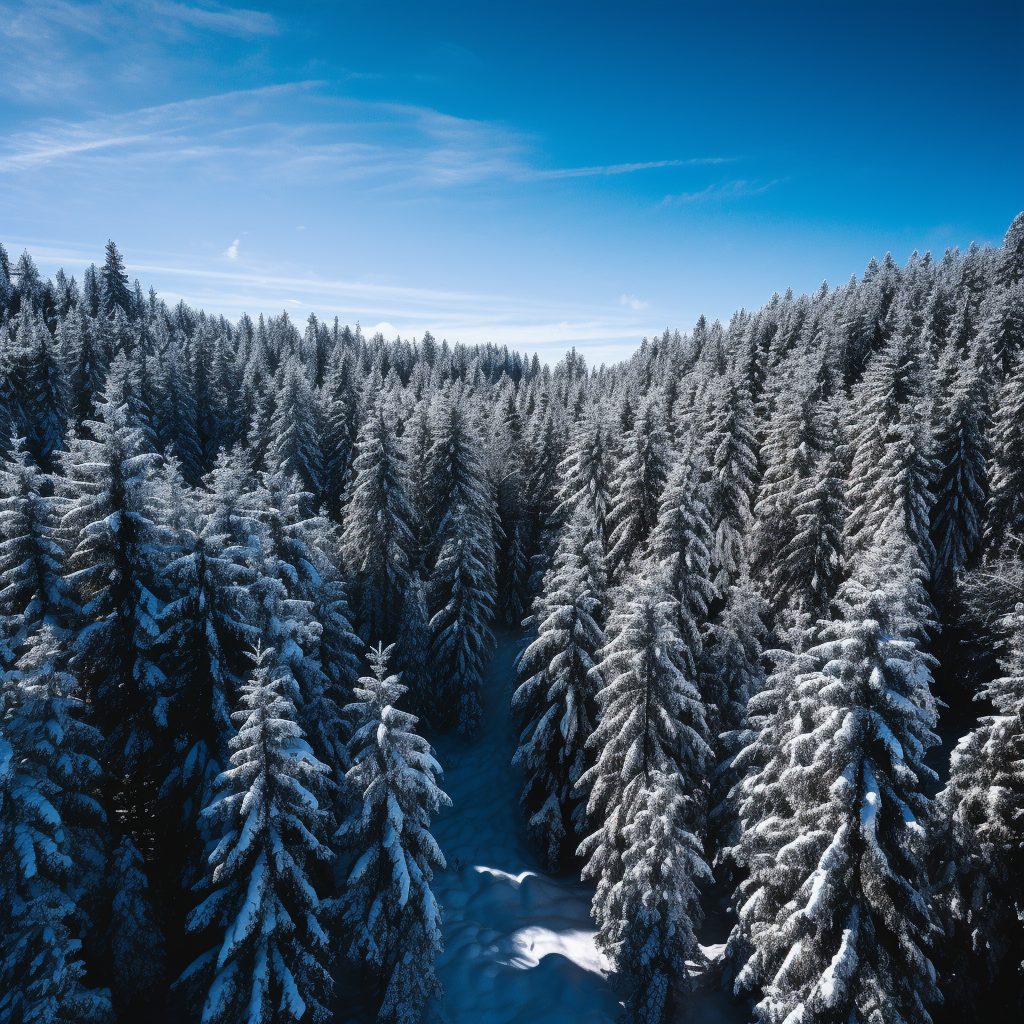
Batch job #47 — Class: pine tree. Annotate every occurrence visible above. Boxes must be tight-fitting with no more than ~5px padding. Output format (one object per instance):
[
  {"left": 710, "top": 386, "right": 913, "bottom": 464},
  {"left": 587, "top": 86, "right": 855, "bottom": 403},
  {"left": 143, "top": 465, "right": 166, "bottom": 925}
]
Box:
[
  {"left": 341, "top": 403, "right": 415, "bottom": 645},
  {"left": 577, "top": 579, "right": 711, "bottom": 1024},
  {"left": 985, "top": 349, "right": 1024, "bottom": 556},
  {"left": 775, "top": 410, "right": 847, "bottom": 634},
  {"left": 180, "top": 645, "right": 334, "bottom": 1024},
  {"left": 339, "top": 643, "right": 450, "bottom": 1024},
  {"left": 699, "top": 371, "right": 759, "bottom": 586},
  {"left": 933, "top": 601, "right": 1024, "bottom": 1019},
  {"left": 424, "top": 392, "right": 495, "bottom": 733},
  {"left": 555, "top": 407, "right": 614, "bottom": 549},
  {"left": 270, "top": 358, "right": 322, "bottom": 498},
  {"left": 152, "top": 484, "right": 251, "bottom": 942},
  {"left": 100, "top": 242, "right": 131, "bottom": 318},
  {"left": 647, "top": 453, "right": 715, "bottom": 669},
  {"left": 728, "top": 556, "right": 942, "bottom": 1024},
  {"left": 606, "top": 397, "right": 669, "bottom": 579},
  {"left": 930, "top": 346, "right": 988, "bottom": 599},
  {"left": 512, "top": 516, "right": 603, "bottom": 869},
  {"left": 0, "top": 657, "right": 113, "bottom": 1024},
  {"left": 56, "top": 381, "right": 167, "bottom": 849},
  {"left": 319, "top": 346, "right": 360, "bottom": 523},
  {"left": 844, "top": 329, "right": 937, "bottom": 633}
]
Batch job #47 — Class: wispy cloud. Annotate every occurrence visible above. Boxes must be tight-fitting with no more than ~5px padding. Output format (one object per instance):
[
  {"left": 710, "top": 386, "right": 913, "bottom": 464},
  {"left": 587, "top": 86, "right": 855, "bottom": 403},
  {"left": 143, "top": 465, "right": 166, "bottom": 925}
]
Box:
[
  {"left": 149, "top": 2, "right": 278, "bottom": 38},
  {"left": 535, "top": 157, "right": 728, "bottom": 180},
  {"left": 223, "top": 238, "right": 239, "bottom": 258},
  {"left": 661, "top": 178, "right": 784, "bottom": 204},
  {"left": 0, "top": 81, "right": 737, "bottom": 200},
  {"left": 620, "top": 294, "right": 648, "bottom": 310}
]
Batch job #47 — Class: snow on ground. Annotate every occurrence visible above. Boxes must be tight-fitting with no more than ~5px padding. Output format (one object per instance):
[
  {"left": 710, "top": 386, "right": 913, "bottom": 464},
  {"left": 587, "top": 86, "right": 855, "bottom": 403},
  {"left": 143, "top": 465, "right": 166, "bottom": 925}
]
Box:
[{"left": 424, "top": 629, "right": 751, "bottom": 1024}]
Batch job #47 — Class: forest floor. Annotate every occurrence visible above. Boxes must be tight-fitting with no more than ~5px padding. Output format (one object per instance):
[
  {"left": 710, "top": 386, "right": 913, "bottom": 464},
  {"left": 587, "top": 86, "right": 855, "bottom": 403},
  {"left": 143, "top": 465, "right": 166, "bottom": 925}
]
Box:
[{"left": 422, "top": 628, "right": 751, "bottom": 1024}]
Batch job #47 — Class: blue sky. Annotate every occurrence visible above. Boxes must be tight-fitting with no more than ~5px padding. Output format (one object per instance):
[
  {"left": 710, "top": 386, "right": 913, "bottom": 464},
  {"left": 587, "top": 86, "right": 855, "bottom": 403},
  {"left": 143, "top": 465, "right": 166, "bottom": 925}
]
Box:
[{"left": 2, "top": 1, "right": 1022, "bottom": 365}]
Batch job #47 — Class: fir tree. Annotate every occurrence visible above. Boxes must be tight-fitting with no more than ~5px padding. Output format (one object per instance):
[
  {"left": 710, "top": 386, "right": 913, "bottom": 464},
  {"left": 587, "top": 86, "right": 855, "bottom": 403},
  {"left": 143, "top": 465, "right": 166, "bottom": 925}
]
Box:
[
  {"left": 728, "top": 556, "right": 942, "bottom": 1024},
  {"left": 512, "top": 516, "right": 603, "bottom": 869},
  {"left": 930, "top": 346, "right": 988, "bottom": 599},
  {"left": 342, "top": 403, "right": 415, "bottom": 645},
  {"left": 100, "top": 242, "right": 131, "bottom": 318},
  {"left": 606, "top": 397, "right": 669, "bottom": 579},
  {"left": 339, "top": 643, "right": 450, "bottom": 1024},
  {"left": 577, "top": 578, "right": 711, "bottom": 1024},
  {"left": 0, "top": 657, "right": 112, "bottom": 1024},
  {"left": 179, "top": 645, "right": 334, "bottom": 1024},
  {"left": 933, "top": 601, "right": 1024, "bottom": 1019},
  {"left": 985, "top": 349, "right": 1024, "bottom": 556}
]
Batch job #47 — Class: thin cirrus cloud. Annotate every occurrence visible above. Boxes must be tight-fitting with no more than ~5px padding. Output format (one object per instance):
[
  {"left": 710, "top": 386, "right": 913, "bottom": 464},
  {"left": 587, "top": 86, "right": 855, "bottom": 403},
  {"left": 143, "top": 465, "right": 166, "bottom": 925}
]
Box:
[
  {"left": 619, "top": 294, "right": 648, "bottom": 310},
  {"left": 149, "top": 1, "right": 278, "bottom": 37},
  {"left": 0, "top": 80, "right": 731, "bottom": 196},
  {"left": 662, "top": 178, "right": 784, "bottom": 204}
]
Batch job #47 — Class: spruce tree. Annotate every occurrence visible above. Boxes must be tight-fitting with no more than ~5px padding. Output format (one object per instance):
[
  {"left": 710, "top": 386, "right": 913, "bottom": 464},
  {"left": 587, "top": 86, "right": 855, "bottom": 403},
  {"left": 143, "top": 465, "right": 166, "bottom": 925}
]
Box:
[
  {"left": 339, "top": 643, "right": 450, "bottom": 1024},
  {"left": 985, "top": 349, "right": 1024, "bottom": 556},
  {"left": 577, "top": 578, "right": 711, "bottom": 1024},
  {"left": 933, "top": 601, "right": 1024, "bottom": 1019},
  {"left": 100, "top": 241, "right": 131, "bottom": 318},
  {"left": 0, "top": 659, "right": 113, "bottom": 1024},
  {"left": 930, "top": 346, "right": 988, "bottom": 598},
  {"left": 606, "top": 396, "right": 669, "bottom": 579},
  {"left": 512, "top": 515, "right": 603, "bottom": 869},
  {"left": 341, "top": 403, "right": 415, "bottom": 645},
  {"left": 180, "top": 645, "right": 334, "bottom": 1024},
  {"left": 728, "top": 553, "right": 942, "bottom": 1024}
]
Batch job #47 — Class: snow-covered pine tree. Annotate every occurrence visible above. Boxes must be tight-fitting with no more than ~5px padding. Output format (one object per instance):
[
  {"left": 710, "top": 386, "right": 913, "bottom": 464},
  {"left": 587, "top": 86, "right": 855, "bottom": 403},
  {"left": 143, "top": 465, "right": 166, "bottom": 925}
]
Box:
[
  {"left": 56, "top": 307, "right": 107, "bottom": 439},
  {"left": 512, "top": 513, "right": 603, "bottom": 869},
  {"left": 774, "top": 409, "right": 847, "bottom": 636},
  {"left": 555, "top": 406, "right": 614, "bottom": 551},
  {"left": 57, "top": 379, "right": 167, "bottom": 846},
  {"left": 270, "top": 357, "right": 323, "bottom": 500},
  {"left": 933, "top": 599, "right": 1024, "bottom": 1019},
  {"left": 727, "top": 546, "right": 942, "bottom": 1024},
  {"left": 698, "top": 369, "right": 759, "bottom": 587},
  {"left": 341, "top": 402, "right": 415, "bottom": 645},
  {"left": 646, "top": 452, "right": 716, "bottom": 672},
  {"left": 0, "top": 443, "right": 67, "bottom": 670},
  {"left": 152, "top": 482, "right": 252, "bottom": 946},
  {"left": 577, "top": 577, "right": 711, "bottom": 1024},
  {"left": 318, "top": 345, "right": 361, "bottom": 523},
  {"left": 606, "top": 396, "right": 669, "bottom": 580},
  {"left": 394, "top": 571, "right": 431, "bottom": 718},
  {"left": 930, "top": 345, "right": 988, "bottom": 600},
  {"left": 424, "top": 391, "right": 495, "bottom": 734},
  {"left": 843, "top": 326, "right": 937, "bottom": 635},
  {"left": 984, "top": 349, "right": 1024, "bottom": 557},
  {"left": 13, "top": 309, "right": 66, "bottom": 471},
  {"left": 338, "top": 643, "right": 450, "bottom": 1024},
  {"left": 100, "top": 241, "right": 131, "bottom": 318},
  {"left": 0, "top": 657, "right": 113, "bottom": 1024},
  {"left": 179, "top": 644, "right": 334, "bottom": 1024}
]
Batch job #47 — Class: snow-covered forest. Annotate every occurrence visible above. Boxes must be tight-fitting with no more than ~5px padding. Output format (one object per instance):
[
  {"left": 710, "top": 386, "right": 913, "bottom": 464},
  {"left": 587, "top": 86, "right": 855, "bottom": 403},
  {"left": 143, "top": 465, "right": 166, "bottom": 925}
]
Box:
[{"left": 1, "top": 214, "right": 1023, "bottom": 1024}]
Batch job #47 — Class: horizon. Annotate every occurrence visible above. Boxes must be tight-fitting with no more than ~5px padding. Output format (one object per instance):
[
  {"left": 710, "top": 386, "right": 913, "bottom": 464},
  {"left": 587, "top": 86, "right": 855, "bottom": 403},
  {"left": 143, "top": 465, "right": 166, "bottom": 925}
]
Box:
[{"left": 2, "top": 1, "right": 1022, "bottom": 365}]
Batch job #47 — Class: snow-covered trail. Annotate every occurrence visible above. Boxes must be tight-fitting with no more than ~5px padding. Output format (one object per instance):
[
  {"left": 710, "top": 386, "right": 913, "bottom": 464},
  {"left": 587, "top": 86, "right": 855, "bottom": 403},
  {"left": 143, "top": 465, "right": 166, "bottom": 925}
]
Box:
[
  {"left": 425, "top": 629, "right": 620, "bottom": 1023},
  {"left": 424, "top": 629, "right": 748, "bottom": 1024}
]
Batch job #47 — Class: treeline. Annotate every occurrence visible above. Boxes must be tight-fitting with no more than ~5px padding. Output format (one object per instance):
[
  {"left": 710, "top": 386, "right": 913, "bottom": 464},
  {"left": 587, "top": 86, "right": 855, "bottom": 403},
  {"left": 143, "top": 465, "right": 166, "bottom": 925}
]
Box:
[{"left": 0, "top": 213, "right": 1022, "bottom": 1024}]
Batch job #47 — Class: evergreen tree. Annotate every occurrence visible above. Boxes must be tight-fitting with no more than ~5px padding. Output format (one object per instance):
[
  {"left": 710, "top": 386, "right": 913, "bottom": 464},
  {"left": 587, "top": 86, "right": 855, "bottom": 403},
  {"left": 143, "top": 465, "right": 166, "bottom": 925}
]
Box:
[
  {"left": 933, "top": 600, "right": 1024, "bottom": 1019},
  {"left": 100, "top": 242, "right": 131, "bottom": 318},
  {"left": 985, "top": 349, "right": 1024, "bottom": 555},
  {"left": 699, "top": 371, "right": 759, "bottom": 586},
  {"left": 577, "top": 579, "right": 711, "bottom": 1024},
  {"left": 0, "top": 660, "right": 113, "bottom": 1024},
  {"left": 606, "top": 397, "right": 669, "bottom": 579},
  {"left": 555, "top": 407, "right": 614, "bottom": 549},
  {"left": 728, "top": 557, "right": 942, "bottom": 1024},
  {"left": 930, "top": 346, "right": 988, "bottom": 599},
  {"left": 512, "top": 516, "right": 603, "bottom": 869},
  {"left": 339, "top": 643, "right": 450, "bottom": 1024},
  {"left": 270, "top": 358, "right": 322, "bottom": 498},
  {"left": 180, "top": 645, "right": 334, "bottom": 1024},
  {"left": 341, "top": 403, "right": 415, "bottom": 644},
  {"left": 57, "top": 387, "right": 166, "bottom": 846},
  {"left": 424, "top": 392, "right": 495, "bottom": 733}
]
